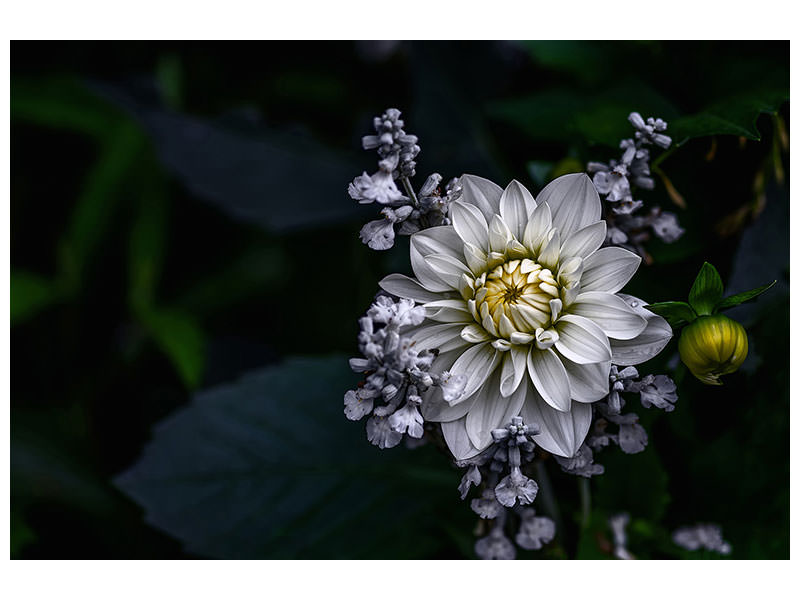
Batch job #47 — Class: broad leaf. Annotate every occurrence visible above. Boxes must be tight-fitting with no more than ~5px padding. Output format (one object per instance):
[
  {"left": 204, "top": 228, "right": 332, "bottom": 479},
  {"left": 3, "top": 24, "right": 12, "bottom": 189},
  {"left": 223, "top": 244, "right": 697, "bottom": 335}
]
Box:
[
  {"left": 90, "top": 80, "right": 365, "bottom": 233},
  {"left": 670, "top": 89, "right": 788, "bottom": 146},
  {"left": 115, "top": 356, "right": 460, "bottom": 559},
  {"left": 715, "top": 281, "right": 776, "bottom": 311},
  {"left": 688, "top": 262, "right": 723, "bottom": 316}
]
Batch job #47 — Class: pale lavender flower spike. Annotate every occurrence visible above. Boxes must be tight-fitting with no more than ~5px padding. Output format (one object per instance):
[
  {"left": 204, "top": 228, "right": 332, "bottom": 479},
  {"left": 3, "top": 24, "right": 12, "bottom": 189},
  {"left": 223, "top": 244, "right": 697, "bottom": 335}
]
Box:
[
  {"left": 673, "top": 524, "right": 732, "bottom": 555},
  {"left": 588, "top": 111, "right": 684, "bottom": 256}
]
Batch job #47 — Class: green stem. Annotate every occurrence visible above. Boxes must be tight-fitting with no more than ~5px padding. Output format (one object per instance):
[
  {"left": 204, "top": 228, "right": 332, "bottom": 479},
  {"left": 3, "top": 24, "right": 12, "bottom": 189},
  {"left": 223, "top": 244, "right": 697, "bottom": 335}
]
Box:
[
  {"left": 400, "top": 176, "right": 418, "bottom": 207},
  {"left": 534, "top": 462, "right": 564, "bottom": 538},
  {"left": 651, "top": 145, "right": 676, "bottom": 169}
]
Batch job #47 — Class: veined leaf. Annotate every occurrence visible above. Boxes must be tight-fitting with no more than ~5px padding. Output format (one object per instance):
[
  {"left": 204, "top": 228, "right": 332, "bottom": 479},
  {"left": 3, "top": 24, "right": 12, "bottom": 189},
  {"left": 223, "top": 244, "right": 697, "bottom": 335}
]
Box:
[
  {"left": 688, "top": 262, "right": 724, "bottom": 316},
  {"left": 115, "top": 356, "right": 458, "bottom": 559}
]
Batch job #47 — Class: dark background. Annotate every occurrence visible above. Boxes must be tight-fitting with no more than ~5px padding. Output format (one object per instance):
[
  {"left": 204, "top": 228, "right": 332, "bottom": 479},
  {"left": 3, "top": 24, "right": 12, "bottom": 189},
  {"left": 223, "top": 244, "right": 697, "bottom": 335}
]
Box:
[{"left": 11, "top": 41, "right": 789, "bottom": 559}]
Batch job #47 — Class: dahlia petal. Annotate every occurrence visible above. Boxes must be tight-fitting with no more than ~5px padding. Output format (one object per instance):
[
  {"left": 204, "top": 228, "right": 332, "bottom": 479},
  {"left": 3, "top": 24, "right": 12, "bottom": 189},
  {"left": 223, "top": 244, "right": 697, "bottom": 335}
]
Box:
[
  {"left": 411, "top": 240, "right": 452, "bottom": 292},
  {"left": 460, "top": 174, "right": 503, "bottom": 223},
  {"left": 450, "top": 342, "right": 500, "bottom": 404},
  {"left": 527, "top": 347, "right": 571, "bottom": 412},
  {"left": 463, "top": 242, "right": 488, "bottom": 275},
  {"left": 571, "top": 291, "right": 648, "bottom": 340},
  {"left": 466, "top": 372, "right": 527, "bottom": 449},
  {"left": 423, "top": 299, "right": 472, "bottom": 323},
  {"left": 499, "top": 180, "right": 534, "bottom": 239},
  {"left": 451, "top": 200, "right": 489, "bottom": 249},
  {"left": 610, "top": 312, "right": 673, "bottom": 366},
  {"left": 521, "top": 387, "right": 592, "bottom": 458},
  {"left": 581, "top": 247, "right": 641, "bottom": 293},
  {"left": 488, "top": 215, "right": 513, "bottom": 254},
  {"left": 535, "top": 173, "right": 601, "bottom": 238},
  {"left": 461, "top": 323, "right": 492, "bottom": 343},
  {"left": 379, "top": 273, "right": 445, "bottom": 303},
  {"left": 559, "top": 354, "right": 611, "bottom": 403},
  {"left": 442, "top": 415, "right": 482, "bottom": 461},
  {"left": 499, "top": 345, "right": 528, "bottom": 397},
  {"left": 411, "top": 225, "right": 465, "bottom": 262},
  {"left": 537, "top": 229, "right": 560, "bottom": 271},
  {"left": 425, "top": 253, "right": 472, "bottom": 290},
  {"left": 422, "top": 384, "right": 479, "bottom": 422},
  {"left": 554, "top": 314, "right": 612, "bottom": 364},
  {"left": 522, "top": 201, "right": 552, "bottom": 254},
  {"left": 411, "top": 322, "right": 470, "bottom": 353},
  {"left": 560, "top": 221, "right": 607, "bottom": 260}
]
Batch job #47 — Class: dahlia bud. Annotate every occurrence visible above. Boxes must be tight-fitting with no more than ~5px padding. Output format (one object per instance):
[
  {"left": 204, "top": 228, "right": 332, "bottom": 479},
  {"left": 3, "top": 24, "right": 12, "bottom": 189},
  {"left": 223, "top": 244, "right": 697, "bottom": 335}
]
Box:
[{"left": 678, "top": 314, "right": 748, "bottom": 385}]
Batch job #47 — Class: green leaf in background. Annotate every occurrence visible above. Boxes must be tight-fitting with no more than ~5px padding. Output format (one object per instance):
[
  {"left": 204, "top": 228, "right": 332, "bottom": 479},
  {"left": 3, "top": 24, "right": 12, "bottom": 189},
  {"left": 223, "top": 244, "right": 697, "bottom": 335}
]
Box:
[
  {"left": 114, "top": 356, "right": 463, "bottom": 559},
  {"left": 522, "top": 41, "right": 613, "bottom": 85},
  {"left": 11, "top": 76, "right": 125, "bottom": 139},
  {"left": 10, "top": 509, "right": 37, "bottom": 558},
  {"left": 139, "top": 307, "right": 205, "bottom": 389},
  {"left": 645, "top": 301, "right": 697, "bottom": 329},
  {"left": 687, "top": 262, "right": 724, "bottom": 316},
  {"left": 58, "top": 120, "right": 146, "bottom": 295},
  {"left": 128, "top": 169, "right": 169, "bottom": 313},
  {"left": 489, "top": 83, "right": 678, "bottom": 148},
  {"left": 593, "top": 444, "right": 671, "bottom": 524},
  {"left": 669, "top": 89, "right": 789, "bottom": 146},
  {"left": 10, "top": 270, "right": 58, "bottom": 324},
  {"left": 715, "top": 280, "right": 777, "bottom": 312}
]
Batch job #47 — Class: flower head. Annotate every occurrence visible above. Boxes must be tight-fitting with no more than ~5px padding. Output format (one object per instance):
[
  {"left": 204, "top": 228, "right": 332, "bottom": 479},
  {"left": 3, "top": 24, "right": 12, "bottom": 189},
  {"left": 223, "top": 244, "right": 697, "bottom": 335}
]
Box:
[{"left": 380, "top": 173, "right": 672, "bottom": 460}]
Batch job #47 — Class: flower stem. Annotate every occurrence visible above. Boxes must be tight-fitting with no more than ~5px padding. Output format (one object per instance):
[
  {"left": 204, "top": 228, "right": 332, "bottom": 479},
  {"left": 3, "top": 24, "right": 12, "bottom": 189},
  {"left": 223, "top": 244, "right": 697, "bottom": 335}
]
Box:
[
  {"left": 534, "top": 462, "right": 563, "bottom": 536},
  {"left": 579, "top": 478, "right": 591, "bottom": 530},
  {"left": 400, "top": 176, "right": 418, "bottom": 207}
]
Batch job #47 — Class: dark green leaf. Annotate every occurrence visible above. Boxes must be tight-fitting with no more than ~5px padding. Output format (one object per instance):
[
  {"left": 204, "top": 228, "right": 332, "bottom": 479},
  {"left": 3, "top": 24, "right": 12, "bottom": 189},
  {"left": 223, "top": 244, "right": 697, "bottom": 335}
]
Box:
[
  {"left": 670, "top": 89, "right": 788, "bottom": 146},
  {"left": 58, "top": 120, "right": 146, "bottom": 295},
  {"left": 688, "top": 262, "right": 724, "bottom": 316},
  {"left": 11, "top": 76, "right": 125, "bottom": 138},
  {"left": 91, "top": 81, "right": 364, "bottom": 233},
  {"left": 114, "top": 356, "right": 459, "bottom": 558},
  {"left": 128, "top": 169, "right": 169, "bottom": 312},
  {"left": 139, "top": 307, "right": 205, "bottom": 389},
  {"left": 644, "top": 301, "right": 697, "bottom": 329},
  {"left": 715, "top": 281, "right": 776, "bottom": 311},
  {"left": 11, "top": 271, "right": 57, "bottom": 325},
  {"left": 489, "top": 84, "right": 678, "bottom": 147}
]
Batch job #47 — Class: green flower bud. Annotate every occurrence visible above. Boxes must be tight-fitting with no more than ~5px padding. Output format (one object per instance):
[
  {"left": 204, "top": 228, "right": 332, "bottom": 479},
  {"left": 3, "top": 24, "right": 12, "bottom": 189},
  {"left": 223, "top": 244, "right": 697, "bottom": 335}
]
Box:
[{"left": 678, "top": 314, "right": 748, "bottom": 385}]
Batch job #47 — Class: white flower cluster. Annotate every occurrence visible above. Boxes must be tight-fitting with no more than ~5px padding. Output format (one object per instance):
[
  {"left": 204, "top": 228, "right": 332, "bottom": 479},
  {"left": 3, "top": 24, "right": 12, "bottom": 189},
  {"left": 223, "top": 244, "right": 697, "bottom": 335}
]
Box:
[
  {"left": 349, "top": 108, "right": 462, "bottom": 250},
  {"left": 673, "top": 523, "right": 732, "bottom": 555},
  {"left": 557, "top": 364, "right": 678, "bottom": 478},
  {"left": 345, "top": 295, "right": 467, "bottom": 448},
  {"left": 588, "top": 112, "right": 684, "bottom": 256}
]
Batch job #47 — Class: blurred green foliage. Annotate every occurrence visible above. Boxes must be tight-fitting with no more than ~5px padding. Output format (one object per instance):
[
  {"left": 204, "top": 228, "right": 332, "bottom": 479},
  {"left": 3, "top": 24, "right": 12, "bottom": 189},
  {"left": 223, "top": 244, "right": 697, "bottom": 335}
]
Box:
[{"left": 11, "top": 41, "right": 788, "bottom": 559}]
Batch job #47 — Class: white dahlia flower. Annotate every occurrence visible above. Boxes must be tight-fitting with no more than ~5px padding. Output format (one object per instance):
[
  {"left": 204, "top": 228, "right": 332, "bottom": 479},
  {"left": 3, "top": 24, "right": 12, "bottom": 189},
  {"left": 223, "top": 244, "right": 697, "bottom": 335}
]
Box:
[{"left": 379, "top": 173, "right": 671, "bottom": 460}]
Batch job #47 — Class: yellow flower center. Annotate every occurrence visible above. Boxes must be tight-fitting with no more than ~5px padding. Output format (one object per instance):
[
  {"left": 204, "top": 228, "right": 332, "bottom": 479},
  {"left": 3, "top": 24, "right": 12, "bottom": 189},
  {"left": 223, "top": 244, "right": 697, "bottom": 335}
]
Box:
[{"left": 474, "top": 258, "right": 560, "bottom": 335}]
